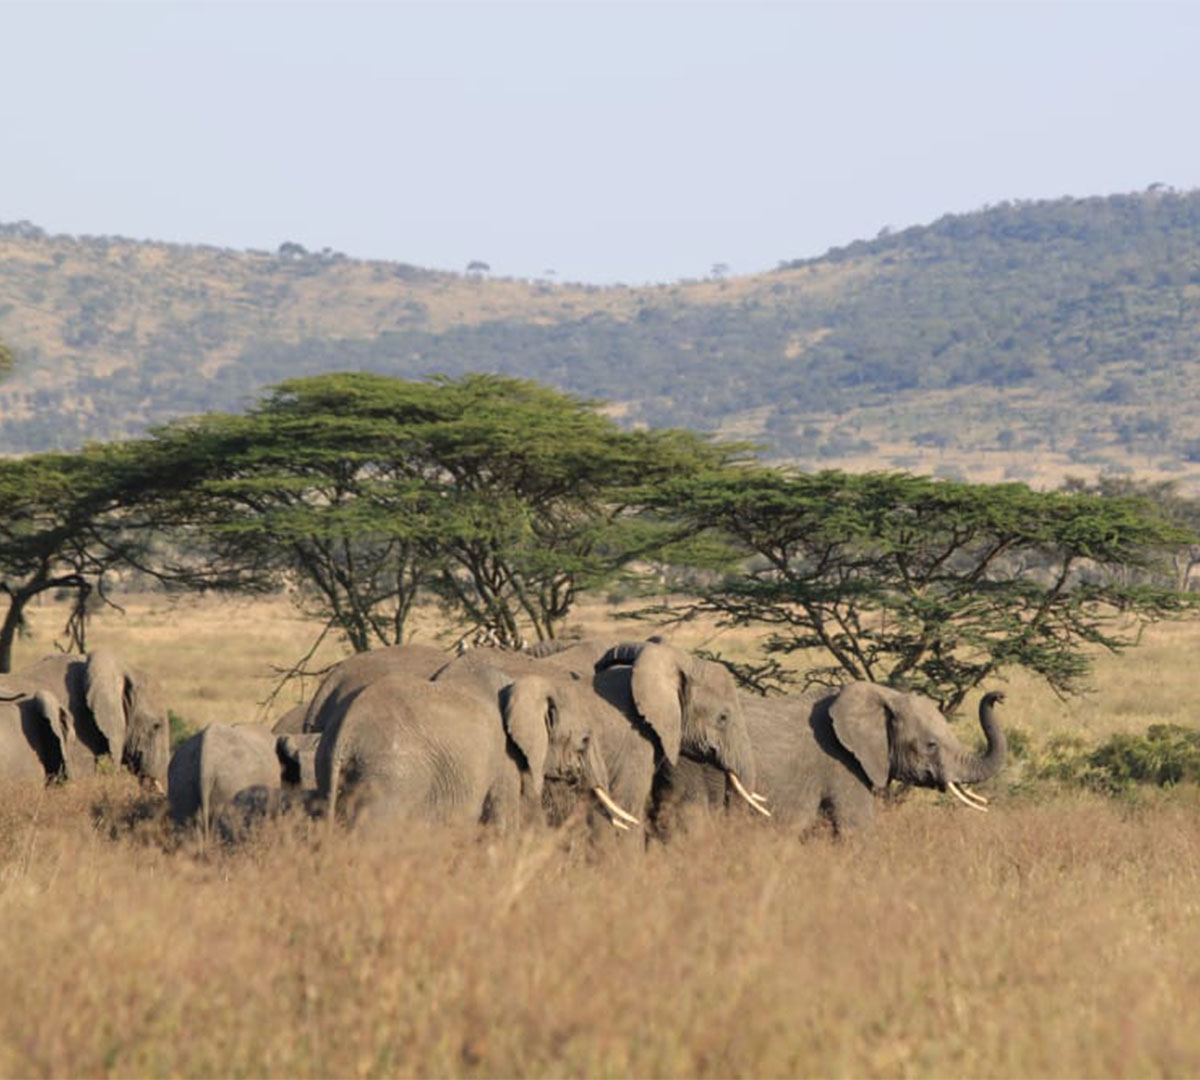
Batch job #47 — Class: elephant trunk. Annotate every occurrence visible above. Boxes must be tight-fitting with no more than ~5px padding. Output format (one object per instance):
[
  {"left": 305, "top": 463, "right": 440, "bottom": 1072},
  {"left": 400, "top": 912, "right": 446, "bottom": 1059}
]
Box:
[
  {"left": 721, "top": 723, "right": 770, "bottom": 817},
  {"left": 953, "top": 691, "right": 1007, "bottom": 784}
]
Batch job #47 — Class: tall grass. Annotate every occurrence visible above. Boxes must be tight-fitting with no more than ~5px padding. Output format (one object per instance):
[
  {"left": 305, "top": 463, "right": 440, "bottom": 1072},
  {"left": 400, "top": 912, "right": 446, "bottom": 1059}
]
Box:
[
  {"left": 1, "top": 780, "right": 1199, "bottom": 1077},
  {"left": 1, "top": 594, "right": 1198, "bottom": 1076}
]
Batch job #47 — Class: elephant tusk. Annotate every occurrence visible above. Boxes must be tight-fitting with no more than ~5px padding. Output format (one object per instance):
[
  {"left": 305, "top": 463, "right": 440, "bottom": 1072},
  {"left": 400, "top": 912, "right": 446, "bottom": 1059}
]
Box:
[
  {"left": 949, "top": 780, "right": 990, "bottom": 809},
  {"left": 947, "top": 781, "right": 988, "bottom": 812},
  {"left": 958, "top": 783, "right": 989, "bottom": 806},
  {"left": 729, "top": 772, "right": 772, "bottom": 817},
  {"left": 610, "top": 818, "right": 630, "bottom": 831},
  {"left": 750, "top": 791, "right": 769, "bottom": 806},
  {"left": 592, "top": 786, "right": 641, "bottom": 826}
]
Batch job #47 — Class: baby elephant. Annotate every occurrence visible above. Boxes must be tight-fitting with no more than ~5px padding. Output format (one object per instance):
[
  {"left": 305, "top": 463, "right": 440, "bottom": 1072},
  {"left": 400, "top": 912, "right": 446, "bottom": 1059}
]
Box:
[{"left": 168, "top": 723, "right": 309, "bottom": 836}]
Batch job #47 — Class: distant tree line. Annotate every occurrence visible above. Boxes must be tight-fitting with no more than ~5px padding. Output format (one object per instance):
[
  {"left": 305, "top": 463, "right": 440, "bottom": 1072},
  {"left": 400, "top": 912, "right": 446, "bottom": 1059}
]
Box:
[{"left": 0, "top": 372, "right": 1195, "bottom": 713}]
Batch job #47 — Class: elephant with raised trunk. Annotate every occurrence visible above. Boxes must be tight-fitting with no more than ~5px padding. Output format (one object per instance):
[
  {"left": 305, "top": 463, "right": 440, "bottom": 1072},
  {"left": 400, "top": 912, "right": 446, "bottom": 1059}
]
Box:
[
  {"left": 315, "top": 668, "right": 618, "bottom": 832},
  {"left": 0, "top": 649, "right": 170, "bottom": 788},
  {"left": 659, "top": 683, "right": 1007, "bottom": 837}
]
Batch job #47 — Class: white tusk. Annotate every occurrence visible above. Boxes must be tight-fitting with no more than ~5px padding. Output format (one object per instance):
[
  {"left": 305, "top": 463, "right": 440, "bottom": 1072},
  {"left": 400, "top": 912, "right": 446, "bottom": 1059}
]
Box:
[
  {"left": 610, "top": 817, "right": 630, "bottom": 831},
  {"left": 947, "top": 781, "right": 988, "bottom": 812},
  {"left": 592, "top": 786, "right": 640, "bottom": 826},
  {"left": 958, "top": 784, "right": 989, "bottom": 806},
  {"left": 151, "top": 778, "right": 165, "bottom": 795},
  {"left": 750, "top": 791, "right": 769, "bottom": 806},
  {"left": 729, "top": 772, "right": 772, "bottom": 817},
  {"left": 949, "top": 780, "right": 990, "bottom": 809}
]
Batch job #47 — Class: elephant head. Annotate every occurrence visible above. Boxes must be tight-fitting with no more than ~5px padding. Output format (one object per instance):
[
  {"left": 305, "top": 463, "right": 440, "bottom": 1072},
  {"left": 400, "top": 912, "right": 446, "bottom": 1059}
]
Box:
[
  {"left": 829, "top": 684, "right": 1006, "bottom": 806},
  {"left": 501, "top": 673, "right": 636, "bottom": 828},
  {"left": 596, "top": 641, "right": 766, "bottom": 817},
  {"left": 85, "top": 649, "right": 170, "bottom": 788}
]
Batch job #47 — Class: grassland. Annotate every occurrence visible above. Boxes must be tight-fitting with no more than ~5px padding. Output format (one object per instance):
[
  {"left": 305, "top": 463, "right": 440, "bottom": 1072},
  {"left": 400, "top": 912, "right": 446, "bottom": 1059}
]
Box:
[{"left": 2, "top": 593, "right": 1200, "bottom": 1077}]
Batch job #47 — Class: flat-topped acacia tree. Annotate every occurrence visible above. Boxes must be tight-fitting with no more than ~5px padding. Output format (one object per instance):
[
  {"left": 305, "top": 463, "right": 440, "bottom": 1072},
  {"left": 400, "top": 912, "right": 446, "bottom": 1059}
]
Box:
[
  {"left": 144, "top": 372, "right": 742, "bottom": 652},
  {"left": 636, "top": 468, "right": 1198, "bottom": 711}
]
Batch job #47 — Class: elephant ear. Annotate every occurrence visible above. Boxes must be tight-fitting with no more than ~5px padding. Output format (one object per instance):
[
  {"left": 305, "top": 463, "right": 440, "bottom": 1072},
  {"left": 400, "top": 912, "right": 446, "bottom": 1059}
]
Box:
[
  {"left": 628, "top": 642, "right": 684, "bottom": 766},
  {"left": 501, "top": 676, "right": 552, "bottom": 798},
  {"left": 84, "top": 648, "right": 128, "bottom": 765},
  {"left": 33, "top": 689, "right": 72, "bottom": 780},
  {"left": 828, "top": 681, "right": 893, "bottom": 791}
]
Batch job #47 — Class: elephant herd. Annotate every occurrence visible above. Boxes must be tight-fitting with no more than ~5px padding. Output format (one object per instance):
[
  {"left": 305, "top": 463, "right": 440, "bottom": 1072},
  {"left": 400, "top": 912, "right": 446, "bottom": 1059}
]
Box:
[{"left": 0, "top": 637, "right": 1009, "bottom": 845}]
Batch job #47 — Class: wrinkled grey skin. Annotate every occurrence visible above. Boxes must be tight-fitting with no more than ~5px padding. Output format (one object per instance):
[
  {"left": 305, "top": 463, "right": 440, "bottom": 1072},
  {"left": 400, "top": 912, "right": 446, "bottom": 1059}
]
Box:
[
  {"left": 534, "top": 640, "right": 759, "bottom": 834},
  {"left": 659, "top": 684, "right": 1007, "bottom": 837},
  {"left": 271, "top": 703, "right": 309, "bottom": 735},
  {"left": 0, "top": 649, "right": 170, "bottom": 787},
  {"left": 0, "top": 690, "right": 73, "bottom": 784},
  {"left": 168, "top": 723, "right": 287, "bottom": 833},
  {"left": 302, "top": 643, "right": 452, "bottom": 734},
  {"left": 433, "top": 649, "right": 621, "bottom": 827},
  {"left": 316, "top": 667, "right": 607, "bottom": 832}
]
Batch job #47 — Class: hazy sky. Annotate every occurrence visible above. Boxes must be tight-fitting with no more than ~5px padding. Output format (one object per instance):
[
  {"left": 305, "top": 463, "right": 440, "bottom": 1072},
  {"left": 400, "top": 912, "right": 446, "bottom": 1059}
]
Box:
[{"left": 4, "top": 1, "right": 1198, "bottom": 283}]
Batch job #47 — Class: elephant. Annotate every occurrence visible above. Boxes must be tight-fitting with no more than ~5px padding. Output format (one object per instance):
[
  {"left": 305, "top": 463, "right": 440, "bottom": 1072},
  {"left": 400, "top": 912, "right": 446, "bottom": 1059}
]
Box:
[
  {"left": 658, "top": 683, "right": 1007, "bottom": 837},
  {"left": 0, "top": 690, "right": 73, "bottom": 784},
  {"left": 271, "top": 703, "right": 309, "bottom": 735},
  {"left": 0, "top": 649, "right": 170, "bottom": 788},
  {"left": 275, "top": 731, "right": 321, "bottom": 789},
  {"left": 301, "top": 643, "right": 452, "bottom": 734},
  {"left": 433, "top": 648, "right": 641, "bottom": 830},
  {"left": 531, "top": 639, "right": 765, "bottom": 832},
  {"left": 168, "top": 723, "right": 293, "bottom": 834},
  {"left": 315, "top": 667, "right": 615, "bottom": 832}
]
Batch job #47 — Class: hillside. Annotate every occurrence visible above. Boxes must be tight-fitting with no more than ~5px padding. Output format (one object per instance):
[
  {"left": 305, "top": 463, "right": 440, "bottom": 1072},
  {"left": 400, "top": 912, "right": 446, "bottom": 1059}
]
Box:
[{"left": 3, "top": 189, "right": 1200, "bottom": 491}]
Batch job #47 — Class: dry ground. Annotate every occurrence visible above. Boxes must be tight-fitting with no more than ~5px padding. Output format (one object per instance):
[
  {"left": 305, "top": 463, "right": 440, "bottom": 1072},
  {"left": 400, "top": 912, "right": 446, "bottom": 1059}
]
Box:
[{"left": 1, "top": 593, "right": 1199, "bottom": 1077}]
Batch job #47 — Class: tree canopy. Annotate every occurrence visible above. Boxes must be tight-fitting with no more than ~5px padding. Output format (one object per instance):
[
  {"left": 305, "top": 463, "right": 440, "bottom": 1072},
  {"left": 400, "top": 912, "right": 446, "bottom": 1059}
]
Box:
[
  {"left": 637, "top": 468, "right": 1197, "bottom": 711},
  {"left": 144, "top": 372, "right": 741, "bottom": 652}
]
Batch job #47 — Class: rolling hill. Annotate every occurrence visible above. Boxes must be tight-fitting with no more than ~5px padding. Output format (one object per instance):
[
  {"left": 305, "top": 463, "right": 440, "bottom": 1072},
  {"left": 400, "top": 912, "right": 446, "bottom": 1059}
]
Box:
[{"left": 2, "top": 188, "right": 1200, "bottom": 492}]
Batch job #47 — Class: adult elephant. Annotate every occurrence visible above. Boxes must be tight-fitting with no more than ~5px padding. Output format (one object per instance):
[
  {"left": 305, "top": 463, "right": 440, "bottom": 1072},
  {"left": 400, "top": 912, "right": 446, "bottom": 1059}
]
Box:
[
  {"left": 659, "top": 683, "right": 1007, "bottom": 836},
  {"left": 534, "top": 640, "right": 765, "bottom": 831},
  {"left": 0, "top": 649, "right": 170, "bottom": 788},
  {"left": 0, "top": 690, "right": 73, "bottom": 784},
  {"left": 315, "top": 668, "right": 615, "bottom": 832},
  {"left": 300, "top": 643, "right": 451, "bottom": 734},
  {"left": 433, "top": 649, "right": 640, "bottom": 830}
]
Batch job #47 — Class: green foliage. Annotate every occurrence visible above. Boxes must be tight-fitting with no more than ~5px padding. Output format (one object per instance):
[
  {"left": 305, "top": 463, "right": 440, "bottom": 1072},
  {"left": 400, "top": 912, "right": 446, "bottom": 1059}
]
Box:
[
  {"left": 0, "top": 444, "right": 182, "bottom": 671},
  {"left": 145, "top": 373, "right": 741, "bottom": 649},
  {"left": 168, "top": 710, "right": 196, "bottom": 751},
  {"left": 641, "top": 468, "right": 1197, "bottom": 710},
  {"left": 1028, "top": 726, "right": 1200, "bottom": 795}
]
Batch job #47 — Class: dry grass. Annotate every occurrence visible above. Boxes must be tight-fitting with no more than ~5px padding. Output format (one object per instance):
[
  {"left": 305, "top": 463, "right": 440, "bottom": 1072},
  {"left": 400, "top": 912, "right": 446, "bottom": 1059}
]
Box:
[
  {"left": 2, "top": 781, "right": 1199, "bottom": 1078},
  {"left": 2, "top": 593, "right": 1199, "bottom": 1077}
]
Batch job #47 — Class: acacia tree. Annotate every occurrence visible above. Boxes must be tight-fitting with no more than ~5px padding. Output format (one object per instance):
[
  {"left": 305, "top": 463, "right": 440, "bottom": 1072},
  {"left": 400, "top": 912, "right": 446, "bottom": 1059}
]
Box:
[
  {"left": 143, "top": 376, "right": 449, "bottom": 654},
  {"left": 418, "top": 376, "right": 734, "bottom": 645},
  {"left": 639, "top": 468, "right": 1197, "bottom": 711},
  {"left": 0, "top": 445, "right": 202, "bottom": 671},
  {"left": 147, "top": 372, "right": 739, "bottom": 653}
]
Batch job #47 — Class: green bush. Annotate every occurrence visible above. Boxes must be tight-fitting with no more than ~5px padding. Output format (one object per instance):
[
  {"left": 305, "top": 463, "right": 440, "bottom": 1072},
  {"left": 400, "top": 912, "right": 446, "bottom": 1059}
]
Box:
[
  {"left": 168, "top": 709, "right": 196, "bottom": 750},
  {"left": 1028, "top": 724, "right": 1200, "bottom": 795},
  {"left": 1086, "top": 725, "right": 1200, "bottom": 789}
]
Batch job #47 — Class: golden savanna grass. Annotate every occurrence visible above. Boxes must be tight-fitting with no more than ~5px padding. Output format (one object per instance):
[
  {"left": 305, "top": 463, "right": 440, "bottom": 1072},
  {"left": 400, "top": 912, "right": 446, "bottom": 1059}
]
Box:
[{"left": 2, "top": 593, "right": 1200, "bottom": 1077}]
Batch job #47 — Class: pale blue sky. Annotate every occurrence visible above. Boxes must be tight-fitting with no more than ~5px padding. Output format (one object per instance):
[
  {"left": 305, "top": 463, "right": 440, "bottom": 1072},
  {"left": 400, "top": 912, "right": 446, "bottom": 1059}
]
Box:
[{"left": 3, "top": 0, "right": 1197, "bottom": 283}]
